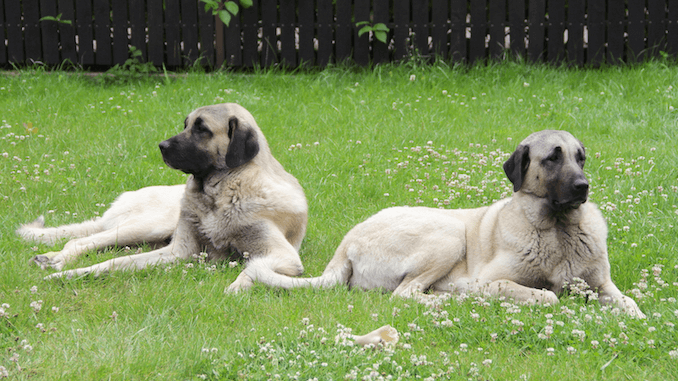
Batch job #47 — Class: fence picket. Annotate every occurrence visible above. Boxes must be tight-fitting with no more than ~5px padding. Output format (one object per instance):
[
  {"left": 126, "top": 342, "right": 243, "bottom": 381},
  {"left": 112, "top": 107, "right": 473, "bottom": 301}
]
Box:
[
  {"left": 373, "top": 0, "right": 390, "bottom": 64},
  {"left": 450, "top": 0, "right": 466, "bottom": 62},
  {"left": 39, "top": 0, "right": 60, "bottom": 65},
  {"left": 607, "top": 0, "right": 625, "bottom": 64},
  {"left": 335, "top": 0, "right": 352, "bottom": 63},
  {"left": 112, "top": 0, "right": 129, "bottom": 65},
  {"left": 181, "top": 0, "right": 200, "bottom": 65},
  {"left": 129, "top": 0, "right": 147, "bottom": 62},
  {"left": 587, "top": 0, "right": 605, "bottom": 66},
  {"left": 317, "top": 0, "right": 333, "bottom": 66},
  {"left": 432, "top": 0, "right": 449, "bottom": 59},
  {"left": 488, "top": 0, "right": 505, "bottom": 60},
  {"left": 469, "top": 0, "right": 487, "bottom": 63},
  {"left": 93, "top": 0, "right": 111, "bottom": 65},
  {"left": 547, "top": 0, "right": 565, "bottom": 63},
  {"left": 508, "top": 0, "right": 525, "bottom": 57},
  {"left": 25, "top": 0, "right": 42, "bottom": 63}
]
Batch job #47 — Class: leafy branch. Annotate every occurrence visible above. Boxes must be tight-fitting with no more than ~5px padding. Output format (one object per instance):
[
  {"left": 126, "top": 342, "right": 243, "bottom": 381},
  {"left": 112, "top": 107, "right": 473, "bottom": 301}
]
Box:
[
  {"left": 201, "top": 0, "right": 253, "bottom": 26},
  {"left": 39, "top": 14, "right": 72, "bottom": 25},
  {"left": 356, "top": 21, "right": 389, "bottom": 44}
]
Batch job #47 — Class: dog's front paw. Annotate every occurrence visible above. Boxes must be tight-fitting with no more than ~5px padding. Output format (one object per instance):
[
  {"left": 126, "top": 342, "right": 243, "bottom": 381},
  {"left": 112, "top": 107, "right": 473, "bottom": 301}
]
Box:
[
  {"left": 31, "top": 252, "right": 66, "bottom": 271},
  {"left": 225, "top": 271, "right": 254, "bottom": 294},
  {"left": 523, "top": 289, "right": 559, "bottom": 306},
  {"left": 619, "top": 296, "right": 646, "bottom": 319}
]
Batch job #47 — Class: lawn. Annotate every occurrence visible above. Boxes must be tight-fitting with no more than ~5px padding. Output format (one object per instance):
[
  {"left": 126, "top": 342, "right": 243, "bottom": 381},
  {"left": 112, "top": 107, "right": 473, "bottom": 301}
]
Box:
[{"left": 1, "top": 61, "right": 677, "bottom": 380}]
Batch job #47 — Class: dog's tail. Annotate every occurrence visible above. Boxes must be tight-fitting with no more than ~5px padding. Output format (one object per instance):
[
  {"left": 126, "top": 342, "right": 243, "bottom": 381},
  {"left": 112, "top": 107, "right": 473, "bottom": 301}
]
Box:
[
  {"left": 16, "top": 216, "right": 103, "bottom": 245},
  {"left": 245, "top": 241, "right": 354, "bottom": 290}
]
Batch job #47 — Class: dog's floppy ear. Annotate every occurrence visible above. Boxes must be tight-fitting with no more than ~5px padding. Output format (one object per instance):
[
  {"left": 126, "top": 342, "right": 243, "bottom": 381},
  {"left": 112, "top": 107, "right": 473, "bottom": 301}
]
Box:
[
  {"left": 225, "top": 117, "right": 260, "bottom": 168},
  {"left": 503, "top": 144, "right": 530, "bottom": 192}
]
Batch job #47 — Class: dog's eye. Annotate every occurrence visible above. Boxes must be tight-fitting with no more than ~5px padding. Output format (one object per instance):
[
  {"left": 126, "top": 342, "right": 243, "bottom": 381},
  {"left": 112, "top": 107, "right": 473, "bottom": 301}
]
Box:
[{"left": 193, "top": 123, "right": 212, "bottom": 137}]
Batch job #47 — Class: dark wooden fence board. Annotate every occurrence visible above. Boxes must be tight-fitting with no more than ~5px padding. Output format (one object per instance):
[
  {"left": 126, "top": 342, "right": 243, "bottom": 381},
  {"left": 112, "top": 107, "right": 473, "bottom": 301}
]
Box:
[
  {"left": 488, "top": 0, "right": 505, "bottom": 59},
  {"left": 373, "top": 0, "right": 390, "bottom": 64},
  {"left": 297, "top": 0, "right": 314, "bottom": 66},
  {"left": 0, "top": 0, "right": 6, "bottom": 63},
  {"left": 24, "top": 0, "right": 42, "bottom": 63},
  {"left": 93, "top": 0, "right": 111, "bottom": 65},
  {"left": 317, "top": 0, "right": 333, "bottom": 66},
  {"left": 74, "top": 0, "right": 93, "bottom": 65},
  {"left": 566, "top": 0, "right": 584, "bottom": 65},
  {"left": 279, "top": 0, "right": 296, "bottom": 67},
  {"left": 129, "top": 0, "right": 147, "bottom": 62},
  {"left": 181, "top": 0, "right": 200, "bottom": 65},
  {"left": 412, "top": 0, "right": 429, "bottom": 57},
  {"left": 628, "top": 0, "right": 645, "bottom": 62},
  {"left": 527, "top": 0, "right": 544, "bottom": 62},
  {"left": 198, "top": 5, "right": 215, "bottom": 67},
  {"left": 587, "top": 0, "right": 605, "bottom": 66},
  {"left": 165, "top": 0, "right": 182, "bottom": 66},
  {"left": 241, "top": 0, "right": 259, "bottom": 68},
  {"left": 508, "top": 0, "right": 525, "bottom": 57},
  {"left": 40, "top": 0, "right": 60, "bottom": 65},
  {"left": 147, "top": 0, "right": 164, "bottom": 65},
  {"left": 335, "top": 0, "right": 352, "bottom": 63},
  {"left": 393, "top": 0, "right": 410, "bottom": 60},
  {"left": 547, "top": 0, "right": 565, "bottom": 63},
  {"left": 450, "top": 0, "right": 467, "bottom": 62},
  {"left": 261, "top": 0, "right": 276, "bottom": 67},
  {"left": 2, "top": 0, "right": 676, "bottom": 70},
  {"left": 432, "top": 0, "right": 449, "bottom": 58},
  {"left": 607, "top": 0, "right": 625, "bottom": 64},
  {"left": 648, "top": 0, "right": 666, "bottom": 54},
  {"left": 112, "top": 0, "right": 129, "bottom": 65},
  {"left": 353, "top": 0, "right": 370, "bottom": 66},
  {"left": 469, "top": 0, "right": 486, "bottom": 63},
  {"left": 669, "top": 0, "right": 678, "bottom": 56},
  {"left": 224, "top": 6, "right": 242, "bottom": 67},
  {"left": 58, "top": 0, "right": 78, "bottom": 64}
]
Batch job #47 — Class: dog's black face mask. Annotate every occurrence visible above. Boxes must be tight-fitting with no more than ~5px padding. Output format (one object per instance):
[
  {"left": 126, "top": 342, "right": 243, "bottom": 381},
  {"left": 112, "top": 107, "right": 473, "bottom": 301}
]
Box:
[
  {"left": 159, "top": 115, "right": 259, "bottom": 179},
  {"left": 159, "top": 117, "right": 215, "bottom": 178}
]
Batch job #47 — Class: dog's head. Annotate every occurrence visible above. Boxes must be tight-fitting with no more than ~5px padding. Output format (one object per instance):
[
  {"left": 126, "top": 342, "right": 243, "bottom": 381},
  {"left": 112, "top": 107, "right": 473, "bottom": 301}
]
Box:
[
  {"left": 503, "top": 130, "right": 589, "bottom": 212},
  {"left": 159, "top": 103, "right": 262, "bottom": 179}
]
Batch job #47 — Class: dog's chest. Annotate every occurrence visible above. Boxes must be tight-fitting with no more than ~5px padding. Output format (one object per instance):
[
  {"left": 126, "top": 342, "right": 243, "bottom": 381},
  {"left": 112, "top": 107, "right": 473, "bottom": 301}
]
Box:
[
  {"left": 514, "top": 225, "right": 599, "bottom": 289},
  {"left": 186, "top": 182, "right": 267, "bottom": 256}
]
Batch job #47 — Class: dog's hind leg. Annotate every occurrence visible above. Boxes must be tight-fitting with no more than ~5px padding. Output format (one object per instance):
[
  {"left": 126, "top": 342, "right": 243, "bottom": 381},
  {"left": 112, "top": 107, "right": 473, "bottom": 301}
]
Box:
[{"left": 32, "top": 220, "right": 174, "bottom": 271}]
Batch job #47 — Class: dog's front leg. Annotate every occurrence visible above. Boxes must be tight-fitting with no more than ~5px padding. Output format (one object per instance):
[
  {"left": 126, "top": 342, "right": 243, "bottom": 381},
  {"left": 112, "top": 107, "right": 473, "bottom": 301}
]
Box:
[
  {"left": 44, "top": 217, "right": 200, "bottom": 280},
  {"left": 479, "top": 279, "right": 559, "bottom": 306}
]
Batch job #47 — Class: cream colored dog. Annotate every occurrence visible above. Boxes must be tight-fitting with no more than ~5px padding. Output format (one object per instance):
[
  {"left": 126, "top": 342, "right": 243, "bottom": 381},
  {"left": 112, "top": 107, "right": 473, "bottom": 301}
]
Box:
[
  {"left": 17, "top": 185, "right": 184, "bottom": 271},
  {"left": 246, "top": 130, "right": 645, "bottom": 318},
  {"left": 34, "top": 103, "right": 308, "bottom": 293}
]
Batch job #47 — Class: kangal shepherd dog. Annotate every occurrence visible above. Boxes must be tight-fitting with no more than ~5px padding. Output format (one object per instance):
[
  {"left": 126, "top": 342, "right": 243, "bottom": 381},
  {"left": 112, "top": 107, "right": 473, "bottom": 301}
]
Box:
[
  {"left": 18, "top": 103, "right": 308, "bottom": 293},
  {"left": 246, "top": 130, "right": 645, "bottom": 318}
]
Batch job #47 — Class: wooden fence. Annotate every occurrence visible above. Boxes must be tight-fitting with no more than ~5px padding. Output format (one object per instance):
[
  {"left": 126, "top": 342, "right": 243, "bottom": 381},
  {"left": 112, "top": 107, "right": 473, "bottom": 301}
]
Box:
[{"left": 1, "top": 0, "right": 678, "bottom": 70}]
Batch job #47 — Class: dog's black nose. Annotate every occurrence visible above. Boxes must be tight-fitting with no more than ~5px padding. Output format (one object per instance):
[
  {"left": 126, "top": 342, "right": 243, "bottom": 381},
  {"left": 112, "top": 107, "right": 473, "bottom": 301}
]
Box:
[
  {"left": 159, "top": 140, "right": 170, "bottom": 152},
  {"left": 573, "top": 178, "right": 589, "bottom": 192}
]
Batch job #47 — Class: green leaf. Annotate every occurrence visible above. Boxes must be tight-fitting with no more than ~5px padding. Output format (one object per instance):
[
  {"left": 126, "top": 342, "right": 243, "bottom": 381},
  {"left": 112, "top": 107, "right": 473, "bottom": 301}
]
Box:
[
  {"left": 375, "top": 31, "right": 388, "bottom": 44},
  {"left": 373, "top": 23, "right": 389, "bottom": 32},
  {"left": 355, "top": 21, "right": 369, "bottom": 27},
  {"left": 225, "top": 1, "right": 239, "bottom": 16},
  {"left": 358, "top": 25, "right": 371, "bottom": 38},
  {"left": 218, "top": 9, "right": 232, "bottom": 26},
  {"left": 239, "top": 0, "right": 253, "bottom": 8}
]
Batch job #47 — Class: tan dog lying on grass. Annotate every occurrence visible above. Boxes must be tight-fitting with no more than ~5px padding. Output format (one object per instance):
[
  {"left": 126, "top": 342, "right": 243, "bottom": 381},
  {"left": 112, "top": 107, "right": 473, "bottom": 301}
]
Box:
[
  {"left": 20, "top": 103, "right": 308, "bottom": 293},
  {"left": 246, "top": 130, "right": 645, "bottom": 318}
]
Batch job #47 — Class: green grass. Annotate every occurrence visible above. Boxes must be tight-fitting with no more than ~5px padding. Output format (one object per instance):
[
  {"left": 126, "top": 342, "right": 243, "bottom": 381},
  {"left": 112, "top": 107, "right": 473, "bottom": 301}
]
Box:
[{"left": 1, "top": 61, "right": 677, "bottom": 380}]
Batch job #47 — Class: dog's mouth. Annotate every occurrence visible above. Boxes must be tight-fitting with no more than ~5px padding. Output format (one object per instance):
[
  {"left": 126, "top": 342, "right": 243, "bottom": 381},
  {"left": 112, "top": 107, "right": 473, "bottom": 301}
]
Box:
[{"left": 551, "top": 196, "right": 587, "bottom": 211}]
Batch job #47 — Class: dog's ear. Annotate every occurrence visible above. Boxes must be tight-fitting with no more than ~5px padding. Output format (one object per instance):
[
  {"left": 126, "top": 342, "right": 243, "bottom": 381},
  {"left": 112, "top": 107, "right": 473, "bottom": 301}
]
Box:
[
  {"left": 503, "top": 144, "right": 530, "bottom": 192},
  {"left": 225, "top": 117, "right": 260, "bottom": 168}
]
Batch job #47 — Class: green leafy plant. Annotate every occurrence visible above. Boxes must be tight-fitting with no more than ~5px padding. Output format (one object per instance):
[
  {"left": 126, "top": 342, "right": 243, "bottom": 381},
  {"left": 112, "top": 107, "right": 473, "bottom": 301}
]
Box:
[
  {"left": 39, "top": 13, "right": 72, "bottom": 25},
  {"left": 201, "top": 0, "right": 253, "bottom": 26},
  {"left": 356, "top": 21, "right": 390, "bottom": 44},
  {"left": 106, "top": 46, "right": 157, "bottom": 81}
]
